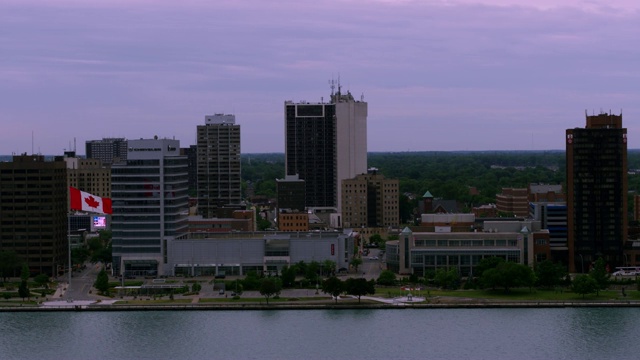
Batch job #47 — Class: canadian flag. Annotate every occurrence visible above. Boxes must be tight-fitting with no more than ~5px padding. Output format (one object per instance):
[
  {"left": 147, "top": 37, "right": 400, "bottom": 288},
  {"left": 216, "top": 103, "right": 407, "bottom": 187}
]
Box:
[{"left": 69, "top": 186, "right": 113, "bottom": 214}]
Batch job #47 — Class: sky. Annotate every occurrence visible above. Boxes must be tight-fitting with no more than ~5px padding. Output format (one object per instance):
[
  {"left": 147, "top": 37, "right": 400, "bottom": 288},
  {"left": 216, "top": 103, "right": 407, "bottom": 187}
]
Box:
[{"left": 1, "top": 0, "right": 640, "bottom": 154}]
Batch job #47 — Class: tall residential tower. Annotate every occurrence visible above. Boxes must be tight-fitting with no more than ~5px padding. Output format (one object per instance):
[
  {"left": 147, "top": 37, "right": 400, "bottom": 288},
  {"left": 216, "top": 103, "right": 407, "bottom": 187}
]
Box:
[
  {"left": 285, "top": 87, "right": 367, "bottom": 211},
  {"left": 196, "top": 114, "right": 241, "bottom": 218},
  {"left": 566, "top": 113, "right": 627, "bottom": 272}
]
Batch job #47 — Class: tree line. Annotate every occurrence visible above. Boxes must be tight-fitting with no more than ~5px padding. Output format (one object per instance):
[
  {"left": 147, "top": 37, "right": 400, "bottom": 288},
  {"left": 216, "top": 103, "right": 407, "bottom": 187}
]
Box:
[{"left": 241, "top": 151, "right": 640, "bottom": 221}]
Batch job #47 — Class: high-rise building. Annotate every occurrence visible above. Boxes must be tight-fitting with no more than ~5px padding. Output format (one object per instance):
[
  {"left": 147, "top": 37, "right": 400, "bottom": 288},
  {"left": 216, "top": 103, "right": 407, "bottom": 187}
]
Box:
[
  {"left": 111, "top": 138, "right": 189, "bottom": 276},
  {"left": 341, "top": 169, "right": 399, "bottom": 229},
  {"left": 276, "top": 174, "right": 306, "bottom": 213},
  {"left": 566, "top": 113, "right": 627, "bottom": 272},
  {"left": 0, "top": 155, "right": 68, "bottom": 276},
  {"left": 181, "top": 145, "right": 198, "bottom": 194},
  {"left": 285, "top": 87, "right": 367, "bottom": 211},
  {"left": 196, "top": 114, "right": 241, "bottom": 218},
  {"left": 63, "top": 155, "right": 111, "bottom": 200},
  {"left": 85, "top": 138, "right": 128, "bottom": 165}
]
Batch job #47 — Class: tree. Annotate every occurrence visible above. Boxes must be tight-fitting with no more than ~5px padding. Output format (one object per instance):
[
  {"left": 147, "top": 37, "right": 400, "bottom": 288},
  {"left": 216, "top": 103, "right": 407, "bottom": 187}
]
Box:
[
  {"left": 242, "top": 271, "right": 261, "bottom": 291},
  {"left": 322, "top": 260, "right": 336, "bottom": 277},
  {"left": 191, "top": 282, "right": 202, "bottom": 293},
  {"left": 295, "top": 261, "right": 307, "bottom": 277},
  {"left": 0, "top": 251, "right": 21, "bottom": 282},
  {"left": 589, "top": 258, "right": 610, "bottom": 295},
  {"left": 232, "top": 280, "right": 244, "bottom": 296},
  {"left": 71, "top": 247, "right": 90, "bottom": 266},
  {"left": 434, "top": 268, "right": 461, "bottom": 290},
  {"left": 305, "top": 261, "right": 320, "bottom": 282},
  {"left": 350, "top": 257, "right": 363, "bottom": 272},
  {"left": 475, "top": 257, "right": 505, "bottom": 278},
  {"left": 345, "top": 278, "right": 375, "bottom": 303},
  {"left": 572, "top": 274, "right": 598, "bottom": 299},
  {"left": 94, "top": 268, "right": 110, "bottom": 295},
  {"left": 34, "top": 274, "right": 49, "bottom": 289},
  {"left": 91, "top": 242, "right": 113, "bottom": 264},
  {"left": 18, "top": 280, "right": 30, "bottom": 301},
  {"left": 377, "top": 270, "right": 397, "bottom": 286},
  {"left": 322, "top": 276, "right": 344, "bottom": 303},
  {"left": 480, "top": 262, "right": 535, "bottom": 293},
  {"left": 369, "top": 234, "right": 383, "bottom": 247},
  {"left": 280, "top": 265, "right": 297, "bottom": 288},
  {"left": 255, "top": 208, "right": 271, "bottom": 231},
  {"left": 20, "top": 263, "right": 30, "bottom": 282},
  {"left": 259, "top": 278, "right": 282, "bottom": 304},
  {"left": 535, "top": 260, "right": 566, "bottom": 289}
]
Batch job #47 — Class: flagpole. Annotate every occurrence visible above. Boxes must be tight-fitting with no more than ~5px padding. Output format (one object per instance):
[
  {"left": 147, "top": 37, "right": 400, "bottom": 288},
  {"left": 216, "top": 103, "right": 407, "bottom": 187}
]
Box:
[{"left": 68, "top": 210, "right": 72, "bottom": 295}]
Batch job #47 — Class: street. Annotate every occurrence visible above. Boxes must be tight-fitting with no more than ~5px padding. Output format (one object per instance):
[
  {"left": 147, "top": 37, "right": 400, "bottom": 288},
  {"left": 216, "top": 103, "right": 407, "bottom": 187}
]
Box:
[{"left": 60, "top": 262, "right": 103, "bottom": 301}]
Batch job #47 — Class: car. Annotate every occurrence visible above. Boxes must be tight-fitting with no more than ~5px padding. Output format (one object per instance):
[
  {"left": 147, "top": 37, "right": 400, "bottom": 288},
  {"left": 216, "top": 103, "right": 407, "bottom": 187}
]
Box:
[
  {"left": 231, "top": 292, "right": 237, "bottom": 297},
  {"left": 218, "top": 289, "right": 225, "bottom": 295},
  {"left": 337, "top": 267, "right": 348, "bottom": 273}
]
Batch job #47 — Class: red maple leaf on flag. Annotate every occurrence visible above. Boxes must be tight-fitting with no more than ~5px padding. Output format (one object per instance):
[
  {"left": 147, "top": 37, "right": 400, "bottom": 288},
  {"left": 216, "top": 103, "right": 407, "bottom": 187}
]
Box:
[{"left": 84, "top": 196, "right": 100, "bottom": 208}]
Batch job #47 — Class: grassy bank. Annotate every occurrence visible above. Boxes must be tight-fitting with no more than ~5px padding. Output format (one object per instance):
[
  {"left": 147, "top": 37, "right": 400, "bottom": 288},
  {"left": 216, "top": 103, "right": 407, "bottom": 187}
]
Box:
[{"left": 376, "top": 287, "right": 639, "bottom": 301}]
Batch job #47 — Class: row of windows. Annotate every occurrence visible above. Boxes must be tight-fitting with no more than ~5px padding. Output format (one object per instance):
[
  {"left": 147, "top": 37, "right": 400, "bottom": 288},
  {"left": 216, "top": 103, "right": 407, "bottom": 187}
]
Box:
[{"left": 414, "top": 239, "right": 518, "bottom": 247}]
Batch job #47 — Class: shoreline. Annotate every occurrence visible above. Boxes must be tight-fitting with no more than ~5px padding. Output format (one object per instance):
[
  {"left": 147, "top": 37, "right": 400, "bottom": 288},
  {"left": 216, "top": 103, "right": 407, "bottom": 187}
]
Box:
[{"left": 3, "top": 299, "right": 640, "bottom": 312}]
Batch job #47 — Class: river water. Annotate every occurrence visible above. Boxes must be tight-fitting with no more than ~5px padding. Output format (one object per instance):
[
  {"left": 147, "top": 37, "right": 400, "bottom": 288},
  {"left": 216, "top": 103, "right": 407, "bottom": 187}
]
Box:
[{"left": 1, "top": 308, "right": 638, "bottom": 360}]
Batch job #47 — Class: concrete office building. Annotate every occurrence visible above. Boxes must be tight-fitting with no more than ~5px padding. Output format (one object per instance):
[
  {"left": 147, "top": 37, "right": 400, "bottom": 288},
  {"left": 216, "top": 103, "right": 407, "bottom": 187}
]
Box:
[
  {"left": 276, "top": 174, "right": 308, "bottom": 231},
  {"left": 285, "top": 86, "right": 367, "bottom": 211},
  {"left": 85, "top": 138, "right": 128, "bottom": 165},
  {"left": 387, "top": 220, "right": 549, "bottom": 276},
  {"left": 496, "top": 188, "right": 529, "bottom": 217},
  {"left": 0, "top": 155, "right": 68, "bottom": 276},
  {"left": 63, "top": 155, "right": 111, "bottom": 199},
  {"left": 111, "top": 138, "right": 189, "bottom": 276},
  {"left": 166, "top": 231, "right": 356, "bottom": 277},
  {"left": 566, "top": 113, "right": 627, "bottom": 272},
  {"left": 341, "top": 169, "right": 399, "bottom": 229},
  {"left": 196, "top": 114, "right": 241, "bottom": 218},
  {"left": 530, "top": 202, "right": 568, "bottom": 264}
]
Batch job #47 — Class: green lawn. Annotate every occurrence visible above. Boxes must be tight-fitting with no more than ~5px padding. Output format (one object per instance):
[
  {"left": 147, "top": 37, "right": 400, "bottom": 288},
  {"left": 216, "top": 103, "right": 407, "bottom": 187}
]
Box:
[
  {"left": 199, "top": 296, "right": 331, "bottom": 303},
  {"left": 114, "top": 299, "right": 193, "bottom": 305},
  {"left": 376, "top": 287, "right": 640, "bottom": 302}
]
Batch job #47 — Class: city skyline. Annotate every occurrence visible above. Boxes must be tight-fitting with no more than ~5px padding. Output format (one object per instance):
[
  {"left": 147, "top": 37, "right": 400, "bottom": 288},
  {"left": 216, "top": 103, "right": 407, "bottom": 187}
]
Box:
[{"left": 2, "top": 0, "right": 640, "bottom": 155}]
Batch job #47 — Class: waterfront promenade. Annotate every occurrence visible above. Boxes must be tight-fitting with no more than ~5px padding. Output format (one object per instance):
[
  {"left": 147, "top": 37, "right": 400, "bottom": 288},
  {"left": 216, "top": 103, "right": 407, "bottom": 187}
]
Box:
[{"left": 2, "top": 286, "right": 640, "bottom": 311}]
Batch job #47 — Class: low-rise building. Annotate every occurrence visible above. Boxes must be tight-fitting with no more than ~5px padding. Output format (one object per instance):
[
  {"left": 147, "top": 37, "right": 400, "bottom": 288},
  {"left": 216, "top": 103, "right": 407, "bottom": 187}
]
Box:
[
  {"left": 163, "top": 230, "right": 356, "bottom": 277},
  {"left": 386, "top": 219, "right": 550, "bottom": 276}
]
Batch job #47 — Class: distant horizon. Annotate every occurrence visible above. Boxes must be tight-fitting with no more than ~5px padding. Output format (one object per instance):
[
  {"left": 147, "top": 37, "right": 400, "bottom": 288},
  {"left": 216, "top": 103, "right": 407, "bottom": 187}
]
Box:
[{"left": 11, "top": 148, "right": 640, "bottom": 159}]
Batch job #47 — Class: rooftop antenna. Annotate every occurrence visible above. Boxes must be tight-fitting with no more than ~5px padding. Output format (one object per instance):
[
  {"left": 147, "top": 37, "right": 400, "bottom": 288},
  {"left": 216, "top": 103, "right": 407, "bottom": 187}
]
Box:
[
  {"left": 31, "top": 131, "right": 34, "bottom": 155},
  {"left": 329, "top": 78, "right": 337, "bottom": 96}
]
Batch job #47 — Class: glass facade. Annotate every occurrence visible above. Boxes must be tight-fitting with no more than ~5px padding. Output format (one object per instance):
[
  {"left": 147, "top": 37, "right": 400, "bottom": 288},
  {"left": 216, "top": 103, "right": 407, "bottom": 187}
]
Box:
[{"left": 111, "top": 140, "right": 189, "bottom": 276}]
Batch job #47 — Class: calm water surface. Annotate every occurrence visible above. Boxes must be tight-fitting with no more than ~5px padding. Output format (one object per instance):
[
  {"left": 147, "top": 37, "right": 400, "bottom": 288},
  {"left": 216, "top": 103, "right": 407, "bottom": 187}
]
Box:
[{"left": 1, "top": 308, "right": 639, "bottom": 360}]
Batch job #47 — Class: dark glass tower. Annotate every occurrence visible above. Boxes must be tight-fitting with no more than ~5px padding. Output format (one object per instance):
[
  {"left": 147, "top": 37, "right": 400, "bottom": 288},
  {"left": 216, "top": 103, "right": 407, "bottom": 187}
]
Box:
[
  {"left": 566, "top": 113, "right": 627, "bottom": 272},
  {"left": 285, "top": 102, "right": 336, "bottom": 208},
  {"left": 284, "top": 89, "right": 368, "bottom": 210}
]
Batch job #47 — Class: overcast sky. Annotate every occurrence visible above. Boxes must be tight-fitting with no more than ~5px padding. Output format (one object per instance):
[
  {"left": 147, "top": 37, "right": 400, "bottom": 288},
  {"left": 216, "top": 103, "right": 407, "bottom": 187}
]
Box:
[{"left": 1, "top": 0, "right": 639, "bottom": 154}]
